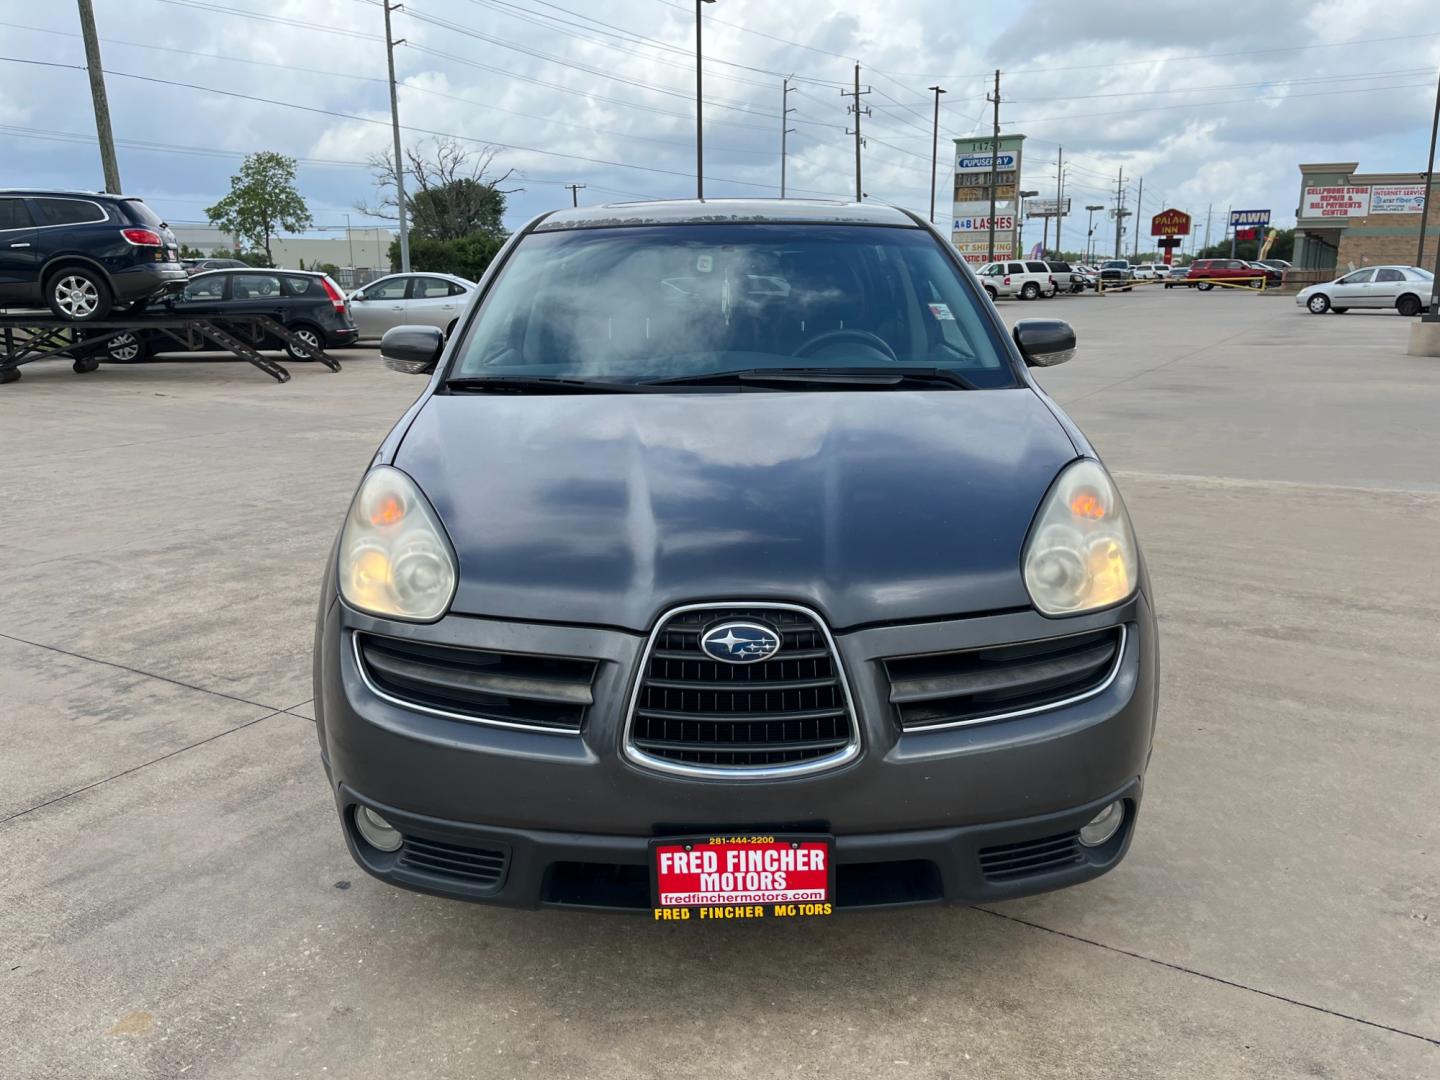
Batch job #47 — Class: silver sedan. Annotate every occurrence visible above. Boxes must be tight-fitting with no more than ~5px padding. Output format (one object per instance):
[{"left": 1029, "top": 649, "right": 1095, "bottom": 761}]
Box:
[
  {"left": 1296, "top": 265, "right": 1433, "bottom": 316},
  {"left": 348, "top": 273, "right": 475, "bottom": 339}
]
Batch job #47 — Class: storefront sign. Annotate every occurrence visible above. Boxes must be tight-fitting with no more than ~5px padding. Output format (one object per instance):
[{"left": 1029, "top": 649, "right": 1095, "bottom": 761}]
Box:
[
  {"left": 1301, "top": 187, "right": 1370, "bottom": 218},
  {"left": 953, "top": 200, "right": 1016, "bottom": 217},
  {"left": 1369, "top": 184, "right": 1427, "bottom": 214},
  {"left": 955, "top": 152, "right": 1017, "bottom": 174},
  {"left": 951, "top": 237, "right": 1012, "bottom": 255},
  {"left": 1229, "top": 208, "right": 1272, "bottom": 227},
  {"left": 1151, "top": 208, "right": 1192, "bottom": 236},
  {"left": 1026, "top": 198, "right": 1071, "bottom": 217},
  {"left": 954, "top": 215, "right": 1016, "bottom": 232},
  {"left": 954, "top": 183, "right": 1016, "bottom": 201}
]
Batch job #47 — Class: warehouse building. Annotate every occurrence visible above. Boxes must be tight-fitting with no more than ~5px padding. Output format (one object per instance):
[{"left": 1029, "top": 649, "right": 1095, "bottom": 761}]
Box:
[{"left": 1293, "top": 162, "right": 1436, "bottom": 273}]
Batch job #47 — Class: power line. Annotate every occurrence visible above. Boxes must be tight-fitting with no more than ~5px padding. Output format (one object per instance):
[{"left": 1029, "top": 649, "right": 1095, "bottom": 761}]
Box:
[{"left": 0, "top": 55, "right": 853, "bottom": 198}]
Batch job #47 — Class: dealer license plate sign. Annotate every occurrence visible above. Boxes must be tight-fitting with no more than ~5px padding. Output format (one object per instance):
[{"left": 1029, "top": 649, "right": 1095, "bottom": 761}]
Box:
[{"left": 651, "top": 835, "right": 834, "bottom": 921}]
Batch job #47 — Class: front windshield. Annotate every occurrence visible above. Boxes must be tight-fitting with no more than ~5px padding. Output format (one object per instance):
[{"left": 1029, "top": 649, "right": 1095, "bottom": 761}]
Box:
[
  {"left": 1102, "top": 260, "right": 1126, "bottom": 269},
  {"left": 449, "top": 224, "right": 1018, "bottom": 388}
]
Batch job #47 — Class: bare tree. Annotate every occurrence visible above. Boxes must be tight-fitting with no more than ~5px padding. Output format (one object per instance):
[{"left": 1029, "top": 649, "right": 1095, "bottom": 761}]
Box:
[{"left": 358, "top": 138, "right": 520, "bottom": 241}]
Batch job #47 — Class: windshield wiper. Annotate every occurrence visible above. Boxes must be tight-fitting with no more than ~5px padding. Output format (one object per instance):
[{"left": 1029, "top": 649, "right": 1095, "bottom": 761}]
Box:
[
  {"left": 641, "top": 366, "right": 979, "bottom": 390},
  {"left": 443, "top": 375, "right": 658, "bottom": 394}
]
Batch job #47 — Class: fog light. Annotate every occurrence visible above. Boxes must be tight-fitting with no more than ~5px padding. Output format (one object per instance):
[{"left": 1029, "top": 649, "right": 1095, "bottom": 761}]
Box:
[
  {"left": 1078, "top": 800, "right": 1125, "bottom": 847},
  {"left": 354, "top": 806, "right": 403, "bottom": 852}
]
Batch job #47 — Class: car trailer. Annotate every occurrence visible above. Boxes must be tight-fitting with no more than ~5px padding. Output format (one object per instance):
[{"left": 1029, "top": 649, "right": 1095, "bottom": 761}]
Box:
[{"left": 0, "top": 313, "right": 340, "bottom": 385}]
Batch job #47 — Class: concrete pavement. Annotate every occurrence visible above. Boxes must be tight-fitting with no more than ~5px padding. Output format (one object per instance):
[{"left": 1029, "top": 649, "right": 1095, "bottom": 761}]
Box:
[{"left": 2, "top": 290, "right": 1437, "bottom": 1078}]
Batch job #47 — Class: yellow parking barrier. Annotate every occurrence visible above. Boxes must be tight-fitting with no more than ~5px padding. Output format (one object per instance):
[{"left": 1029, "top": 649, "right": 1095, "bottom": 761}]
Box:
[{"left": 1098, "top": 274, "right": 1268, "bottom": 294}]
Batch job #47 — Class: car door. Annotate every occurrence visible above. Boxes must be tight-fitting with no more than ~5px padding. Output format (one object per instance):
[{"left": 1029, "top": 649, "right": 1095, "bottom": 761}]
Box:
[
  {"left": 406, "top": 276, "right": 464, "bottom": 330},
  {"left": 349, "top": 276, "right": 409, "bottom": 337},
  {"left": 1372, "top": 267, "right": 1405, "bottom": 306},
  {"left": 0, "top": 195, "right": 40, "bottom": 301},
  {"left": 1331, "top": 268, "right": 1374, "bottom": 305}
]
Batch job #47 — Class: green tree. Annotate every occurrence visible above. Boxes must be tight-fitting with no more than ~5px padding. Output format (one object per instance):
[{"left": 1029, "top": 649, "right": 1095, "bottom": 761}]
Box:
[
  {"left": 205, "top": 152, "right": 313, "bottom": 267},
  {"left": 1195, "top": 227, "right": 1294, "bottom": 263},
  {"left": 388, "top": 231, "right": 503, "bottom": 280}
]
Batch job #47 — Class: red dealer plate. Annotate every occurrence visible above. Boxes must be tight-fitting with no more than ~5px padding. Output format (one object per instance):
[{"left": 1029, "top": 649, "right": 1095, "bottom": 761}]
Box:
[{"left": 651, "top": 835, "right": 834, "bottom": 910}]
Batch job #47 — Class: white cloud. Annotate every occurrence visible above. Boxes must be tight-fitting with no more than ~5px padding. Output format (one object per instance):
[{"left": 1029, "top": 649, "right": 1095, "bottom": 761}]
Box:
[{"left": 1, "top": 0, "right": 1436, "bottom": 237}]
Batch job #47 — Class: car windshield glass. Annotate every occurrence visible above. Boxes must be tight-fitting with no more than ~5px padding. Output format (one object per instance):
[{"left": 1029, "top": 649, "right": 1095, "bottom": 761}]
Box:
[
  {"left": 123, "top": 200, "right": 166, "bottom": 228},
  {"left": 1102, "top": 260, "right": 1126, "bottom": 268},
  {"left": 448, "top": 224, "right": 1018, "bottom": 388}
]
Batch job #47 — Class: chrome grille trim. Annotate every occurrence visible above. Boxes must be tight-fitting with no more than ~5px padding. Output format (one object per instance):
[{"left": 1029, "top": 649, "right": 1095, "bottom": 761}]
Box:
[{"left": 621, "top": 601, "right": 861, "bottom": 780}]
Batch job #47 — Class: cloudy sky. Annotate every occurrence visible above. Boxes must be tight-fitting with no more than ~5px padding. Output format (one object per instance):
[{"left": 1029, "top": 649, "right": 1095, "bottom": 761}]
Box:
[{"left": 2, "top": 0, "right": 1437, "bottom": 251}]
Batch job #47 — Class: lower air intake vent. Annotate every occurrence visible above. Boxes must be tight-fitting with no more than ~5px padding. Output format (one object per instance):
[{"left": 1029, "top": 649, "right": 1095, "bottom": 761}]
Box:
[
  {"left": 885, "top": 626, "right": 1124, "bottom": 731},
  {"left": 978, "top": 831, "right": 1082, "bottom": 882},
  {"left": 398, "top": 835, "right": 508, "bottom": 888},
  {"left": 355, "top": 633, "right": 596, "bottom": 732},
  {"left": 626, "top": 604, "right": 857, "bottom": 775}
]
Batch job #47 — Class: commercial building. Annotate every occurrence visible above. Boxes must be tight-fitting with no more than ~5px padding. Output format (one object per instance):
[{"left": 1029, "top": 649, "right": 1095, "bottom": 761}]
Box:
[
  {"left": 1293, "top": 162, "right": 1436, "bottom": 273},
  {"left": 169, "top": 224, "right": 397, "bottom": 280},
  {"left": 951, "top": 134, "right": 1025, "bottom": 264}
]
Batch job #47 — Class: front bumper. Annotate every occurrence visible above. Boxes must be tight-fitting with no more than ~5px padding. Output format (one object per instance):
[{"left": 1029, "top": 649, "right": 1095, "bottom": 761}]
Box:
[{"left": 315, "top": 591, "right": 1158, "bottom": 909}]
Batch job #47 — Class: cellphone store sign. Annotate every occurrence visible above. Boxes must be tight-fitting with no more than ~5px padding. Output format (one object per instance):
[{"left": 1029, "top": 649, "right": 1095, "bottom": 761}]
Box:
[{"left": 1302, "top": 186, "right": 1371, "bottom": 218}]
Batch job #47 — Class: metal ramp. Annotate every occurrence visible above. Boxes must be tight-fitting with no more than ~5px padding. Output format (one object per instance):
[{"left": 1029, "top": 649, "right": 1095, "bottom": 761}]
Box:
[{"left": 0, "top": 313, "right": 341, "bottom": 385}]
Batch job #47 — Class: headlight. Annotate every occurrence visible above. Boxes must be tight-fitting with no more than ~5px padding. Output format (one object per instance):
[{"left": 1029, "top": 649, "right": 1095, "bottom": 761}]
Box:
[
  {"left": 338, "top": 466, "right": 457, "bottom": 621},
  {"left": 1022, "top": 459, "right": 1138, "bottom": 615}
]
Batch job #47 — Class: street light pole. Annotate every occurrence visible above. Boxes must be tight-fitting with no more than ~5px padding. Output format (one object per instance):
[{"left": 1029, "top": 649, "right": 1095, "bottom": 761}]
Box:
[
  {"left": 695, "top": 0, "right": 716, "bottom": 200},
  {"left": 780, "top": 76, "right": 796, "bottom": 198},
  {"left": 1085, "top": 204, "right": 1103, "bottom": 263},
  {"left": 927, "top": 85, "right": 945, "bottom": 223}
]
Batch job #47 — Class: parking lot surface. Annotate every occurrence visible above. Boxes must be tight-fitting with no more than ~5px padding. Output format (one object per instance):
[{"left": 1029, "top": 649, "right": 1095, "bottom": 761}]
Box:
[{"left": 3, "top": 288, "right": 1438, "bottom": 1079}]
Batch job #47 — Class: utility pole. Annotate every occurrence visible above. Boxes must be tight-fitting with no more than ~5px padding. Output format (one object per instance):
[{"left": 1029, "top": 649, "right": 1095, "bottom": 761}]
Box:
[
  {"left": 1132, "top": 176, "right": 1143, "bottom": 259},
  {"left": 76, "top": 0, "right": 120, "bottom": 193},
  {"left": 1203, "top": 203, "right": 1212, "bottom": 254},
  {"left": 565, "top": 183, "right": 586, "bottom": 207},
  {"left": 1416, "top": 66, "right": 1439, "bottom": 269},
  {"left": 842, "top": 63, "right": 871, "bottom": 201},
  {"left": 383, "top": 1, "right": 411, "bottom": 273},
  {"left": 927, "top": 84, "right": 946, "bottom": 222},
  {"left": 986, "top": 69, "right": 1000, "bottom": 261},
  {"left": 1226, "top": 203, "right": 1235, "bottom": 259},
  {"left": 1085, "top": 204, "right": 1103, "bottom": 263},
  {"left": 780, "top": 77, "right": 796, "bottom": 199},
  {"left": 1113, "top": 168, "right": 1125, "bottom": 258},
  {"left": 344, "top": 212, "right": 355, "bottom": 276},
  {"left": 1053, "top": 146, "right": 1063, "bottom": 257},
  {"left": 694, "top": 0, "right": 715, "bottom": 199}
]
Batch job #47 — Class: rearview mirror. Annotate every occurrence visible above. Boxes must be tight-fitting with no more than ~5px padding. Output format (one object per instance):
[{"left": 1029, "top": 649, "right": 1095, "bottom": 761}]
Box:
[
  {"left": 1013, "top": 319, "right": 1076, "bottom": 367},
  {"left": 381, "top": 325, "right": 444, "bottom": 375}
]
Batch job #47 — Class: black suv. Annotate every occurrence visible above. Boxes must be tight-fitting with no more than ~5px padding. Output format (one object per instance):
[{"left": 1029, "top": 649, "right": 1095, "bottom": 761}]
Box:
[
  {"left": 103, "top": 269, "right": 359, "bottom": 362},
  {"left": 0, "top": 190, "right": 186, "bottom": 320}
]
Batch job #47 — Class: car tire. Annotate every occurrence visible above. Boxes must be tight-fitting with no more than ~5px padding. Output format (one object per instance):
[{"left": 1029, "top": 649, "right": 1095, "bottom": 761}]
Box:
[
  {"left": 284, "top": 325, "right": 324, "bottom": 361},
  {"left": 0, "top": 367, "right": 19, "bottom": 385},
  {"left": 1397, "top": 294, "right": 1422, "bottom": 317},
  {"left": 984, "top": 286, "right": 997, "bottom": 300},
  {"left": 1197, "top": 282, "right": 1214, "bottom": 292},
  {"left": 445, "top": 318, "right": 459, "bottom": 338},
  {"left": 1306, "top": 293, "right": 1330, "bottom": 313},
  {"left": 105, "top": 332, "right": 150, "bottom": 363},
  {"left": 1021, "top": 282, "right": 1040, "bottom": 300},
  {"left": 1332, "top": 307, "right": 1348, "bottom": 314},
  {"left": 45, "top": 267, "right": 113, "bottom": 322},
  {"left": 72, "top": 356, "right": 101, "bottom": 374}
]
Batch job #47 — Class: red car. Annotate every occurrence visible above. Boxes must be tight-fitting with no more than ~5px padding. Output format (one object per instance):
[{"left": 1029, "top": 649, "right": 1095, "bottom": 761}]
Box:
[{"left": 1185, "top": 259, "right": 1268, "bottom": 291}]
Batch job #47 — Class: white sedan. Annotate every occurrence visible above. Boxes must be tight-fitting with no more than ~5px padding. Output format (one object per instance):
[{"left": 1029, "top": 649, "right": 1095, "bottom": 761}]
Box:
[
  {"left": 1296, "top": 265, "right": 1433, "bottom": 316},
  {"left": 349, "top": 272, "right": 475, "bottom": 339}
]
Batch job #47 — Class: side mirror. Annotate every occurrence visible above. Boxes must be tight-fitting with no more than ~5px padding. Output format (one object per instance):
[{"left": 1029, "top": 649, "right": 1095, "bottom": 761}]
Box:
[
  {"left": 1013, "top": 318, "right": 1076, "bottom": 368},
  {"left": 351, "top": 291, "right": 365, "bottom": 302},
  {"left": 381, "top": 325, "right": 444, "bottom": 375}
]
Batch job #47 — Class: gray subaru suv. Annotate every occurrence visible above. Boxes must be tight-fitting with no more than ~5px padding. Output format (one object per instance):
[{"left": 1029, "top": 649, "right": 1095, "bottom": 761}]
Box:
[{"left": 313, "top": 199, "right": 1158, "bottom": 918}]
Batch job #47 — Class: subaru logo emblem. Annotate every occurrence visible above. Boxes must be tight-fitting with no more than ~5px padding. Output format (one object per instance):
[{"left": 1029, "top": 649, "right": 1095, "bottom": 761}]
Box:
[{"left": 699, "top": 622, "right": 782, "bottom": 664}]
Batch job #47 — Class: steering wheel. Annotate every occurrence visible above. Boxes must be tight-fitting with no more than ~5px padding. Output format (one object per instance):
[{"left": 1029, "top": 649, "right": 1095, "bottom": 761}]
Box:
[{"left": 792, "top": 328, "right": 898, "bottom": 363}]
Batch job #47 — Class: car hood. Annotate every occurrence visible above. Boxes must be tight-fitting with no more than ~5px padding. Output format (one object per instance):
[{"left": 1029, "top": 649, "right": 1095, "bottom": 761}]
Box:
[{"left": 395, "top": 388, "right": 1078, "bottom": 631}]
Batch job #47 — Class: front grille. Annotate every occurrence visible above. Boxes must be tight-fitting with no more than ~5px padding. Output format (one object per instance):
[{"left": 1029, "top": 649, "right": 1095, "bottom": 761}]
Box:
[
  {"left": 978, "top": 831, "right": 1083, "bottom": 882},
  {"left": 398, "top": 834, "right": 507, "bottom": 888},
  {"left": 355, "top": 632, "right": 596, "bottom": 733},
  {"left": 884, "top": 626, "right": 1124, "bottom": 732},
  {"left": 626, "top": 605, "right": 856, "bottom": 773}
]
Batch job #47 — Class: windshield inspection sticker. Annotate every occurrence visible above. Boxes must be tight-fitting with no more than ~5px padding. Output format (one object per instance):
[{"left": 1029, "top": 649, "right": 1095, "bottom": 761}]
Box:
[
  {"left": 696, "top": 254, "right": 714, "bottom": 273},
  {"left": 928, "top": 302, "right": 955, "bottom": 320}
]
